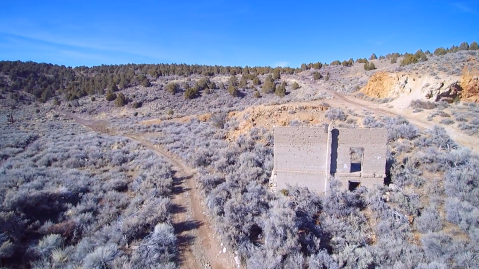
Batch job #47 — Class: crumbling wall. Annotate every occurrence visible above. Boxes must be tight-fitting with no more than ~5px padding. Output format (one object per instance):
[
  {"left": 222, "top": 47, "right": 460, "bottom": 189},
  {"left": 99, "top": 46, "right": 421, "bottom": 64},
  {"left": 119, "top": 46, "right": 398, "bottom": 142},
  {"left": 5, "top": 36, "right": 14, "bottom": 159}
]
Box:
[
  {"left": 333, "top": 128, "right": 387, "bottom": 177},
  {"left": 273, "top": 126, "right": 387, "bottom": 194},
  {"left": 274, "top": 127, "right": 329, "bottom": 173},
  {"left": 273, "top": 127, "right": 329, "bottom": 192}
]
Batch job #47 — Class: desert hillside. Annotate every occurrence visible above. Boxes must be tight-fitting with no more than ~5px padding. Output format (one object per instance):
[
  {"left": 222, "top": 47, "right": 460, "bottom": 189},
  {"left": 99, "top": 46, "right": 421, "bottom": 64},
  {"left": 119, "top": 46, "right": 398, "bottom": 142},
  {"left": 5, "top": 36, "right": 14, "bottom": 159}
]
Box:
[{"left": 1, "top": 43, "right": 479, "bottom": 268}]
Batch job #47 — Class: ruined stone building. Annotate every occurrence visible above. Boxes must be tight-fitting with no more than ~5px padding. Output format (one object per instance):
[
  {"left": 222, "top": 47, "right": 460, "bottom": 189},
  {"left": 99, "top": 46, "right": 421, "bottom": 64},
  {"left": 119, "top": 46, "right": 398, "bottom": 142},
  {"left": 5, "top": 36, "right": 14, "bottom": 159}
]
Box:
[{"left": 270, "top": 124, "right": 388, "bottom": 193}]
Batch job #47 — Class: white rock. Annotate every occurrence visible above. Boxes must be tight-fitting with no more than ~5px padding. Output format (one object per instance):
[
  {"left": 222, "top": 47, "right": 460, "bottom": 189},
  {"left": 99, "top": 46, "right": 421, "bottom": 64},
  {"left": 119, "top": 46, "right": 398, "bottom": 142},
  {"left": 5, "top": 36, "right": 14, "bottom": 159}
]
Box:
[{"left": 235, "top": 256, "right": 241, "bottom": 267}]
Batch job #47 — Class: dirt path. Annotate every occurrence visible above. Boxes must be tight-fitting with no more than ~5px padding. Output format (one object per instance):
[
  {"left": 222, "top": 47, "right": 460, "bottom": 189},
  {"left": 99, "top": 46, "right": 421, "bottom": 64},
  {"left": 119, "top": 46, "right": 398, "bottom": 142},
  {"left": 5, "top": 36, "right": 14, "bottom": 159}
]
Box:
[
  {"left": 63, "top": 112, "right": 235, "bottom": 269},
  {"left": 325, "top": 91, "right": 479, "bottom": 153},
  {"left": 126, "top": 135, "right": 235, "bottom": 269}
]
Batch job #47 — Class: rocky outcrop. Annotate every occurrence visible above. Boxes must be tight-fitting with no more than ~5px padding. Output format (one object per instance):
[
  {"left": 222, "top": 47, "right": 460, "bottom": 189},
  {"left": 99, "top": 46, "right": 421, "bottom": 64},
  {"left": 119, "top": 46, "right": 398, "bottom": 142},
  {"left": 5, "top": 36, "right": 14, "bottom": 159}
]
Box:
[
  {"left": 360, "top": 71, "right": 465, "bottom": 103},
  {"left": 460, "top": 68, "right": 479, "bottom": 102},
  {"left": 360, "top": 72, "right": 399, "bottom": 98},
  {"left": 435, "top": 82, "right": 463, "bottom": 103},
  {"left": 360, "top": 72, "right": 413, "bottom": 99}
]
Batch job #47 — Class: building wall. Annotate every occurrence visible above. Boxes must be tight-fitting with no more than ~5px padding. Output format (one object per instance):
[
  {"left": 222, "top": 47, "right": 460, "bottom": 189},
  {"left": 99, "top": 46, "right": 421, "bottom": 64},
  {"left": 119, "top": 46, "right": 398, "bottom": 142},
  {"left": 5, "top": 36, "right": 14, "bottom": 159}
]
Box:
[
  {"left": 272, "top": 126, "right": 387, "bottom": 194},
  {"left": 274, "top": 127, "right": 329, "bottom": 173},
  {"left": 333, "top": 128, "right": 388, "bottom": 177}
]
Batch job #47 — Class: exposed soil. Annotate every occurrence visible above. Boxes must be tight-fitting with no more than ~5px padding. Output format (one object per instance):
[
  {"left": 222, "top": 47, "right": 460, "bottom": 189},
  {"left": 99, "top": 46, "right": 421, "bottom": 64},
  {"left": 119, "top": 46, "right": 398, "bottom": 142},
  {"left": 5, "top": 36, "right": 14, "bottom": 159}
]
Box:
[
  {"left": 63, "top": 112, "right": 235, "bottom": 269},
  {"left": 221, "top": 89, "right": 479, "bottom": 153},
  {"left": 460, "top": 67, "right": 479, "bottom": 102},
  {"left": 360, "top": 71, "right": 400, "bottom": 98}
]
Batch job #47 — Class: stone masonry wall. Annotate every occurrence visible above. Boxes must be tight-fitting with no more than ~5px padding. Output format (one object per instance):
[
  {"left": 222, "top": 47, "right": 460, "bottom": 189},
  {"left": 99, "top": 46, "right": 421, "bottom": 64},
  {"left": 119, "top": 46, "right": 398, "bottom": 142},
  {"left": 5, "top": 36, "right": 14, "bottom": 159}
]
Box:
[{"left": 272, "top": 126, "right": 387, "bottom": 194}]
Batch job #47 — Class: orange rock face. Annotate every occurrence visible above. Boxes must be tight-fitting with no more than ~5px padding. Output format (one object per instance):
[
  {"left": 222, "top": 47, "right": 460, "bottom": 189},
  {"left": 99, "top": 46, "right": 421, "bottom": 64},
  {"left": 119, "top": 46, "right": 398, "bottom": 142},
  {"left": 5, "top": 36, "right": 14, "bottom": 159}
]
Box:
[
  {"left": 360, "top": 71, "right": 396, "bottom": 98},
  {"left": 460, "top": 68, "right": 479, "bottom": 102}
]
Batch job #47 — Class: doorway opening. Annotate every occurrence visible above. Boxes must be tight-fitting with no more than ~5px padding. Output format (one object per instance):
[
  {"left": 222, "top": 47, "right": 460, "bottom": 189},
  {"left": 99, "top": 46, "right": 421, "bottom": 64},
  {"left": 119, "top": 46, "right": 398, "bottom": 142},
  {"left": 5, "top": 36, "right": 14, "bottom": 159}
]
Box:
[{"left": 348, "top": 181, "right": 361, "bottom": 191}]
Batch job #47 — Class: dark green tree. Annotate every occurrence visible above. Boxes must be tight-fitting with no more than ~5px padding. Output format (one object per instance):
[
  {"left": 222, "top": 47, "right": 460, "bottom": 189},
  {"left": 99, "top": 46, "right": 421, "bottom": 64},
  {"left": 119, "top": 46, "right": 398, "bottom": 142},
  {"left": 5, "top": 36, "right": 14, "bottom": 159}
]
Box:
[
  {"left": 228, "top": 84, "right": 240, "bottom": 97},
  {"left": 391, "top": 55, "right": 398, "bottom": 64},
  {"left": 239, "top": 76, "right": 247, "bottom": 88},
  {"left": 434, "top": 47, "right": 447, "bottom": 56},
  {"left": 273, "top": 69, "right": 281, "bottom": 80},
  {"left": 118, "top": 79, "right": 128, "bottom": 90},
  {"left": 141, "top": 79, "right": 150, "bottom": 87},
  {"left": 400, "top": 53, "right": 418, "bottom": 66},
  {"left": 370, "top": 53, "right": 377, "bottom": 60},
  {"left": 459, "top": 42, "right": 469, "bottom": 50},
  {"left": 470, "top": 41, "right": 479, "bottom": 50},
  {"left": 108, "top": 84, "right": 119, "bottom": 92},
  {"left": 275, "top": 81, "right": 286, "bottom": 97},
  {"left": 414, "top": 49, "right": 428, "bottom": 62},
  {"left": 115, "top": 93, "right": 126, "bottom": 107},
  {"left": 291, "top": 81, "right": 300, "bottom": 90},
  {"left": 312, "top": 62, "right": 322, "bottom": 69},
  {"left": 197, "top": 77, "right": 210, "bottom": 90},
  {"left": 184, "top": 87, "right": 199, "bottom": 99},
  {"left": 229, "top": 75, "right": 238, "bottom": 87},
  {"left": 166, "top": 82, "right": 179, "bottom": 94},
  {"left": 105, "top": 90, "right": 117, "bottom": 101},
  {"left": 364, "top": 62, "right": 369, "bottom": 70},
  {"left": 262, "top": 75, "right": 275, "bottom": 94}
]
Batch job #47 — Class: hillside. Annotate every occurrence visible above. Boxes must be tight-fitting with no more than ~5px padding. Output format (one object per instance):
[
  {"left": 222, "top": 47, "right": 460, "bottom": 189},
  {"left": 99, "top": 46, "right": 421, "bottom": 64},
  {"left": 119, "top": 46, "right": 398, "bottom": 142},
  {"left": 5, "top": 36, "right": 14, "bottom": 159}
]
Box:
[{"left": 1, "top": 43, "right": 479, "bottom": 268}]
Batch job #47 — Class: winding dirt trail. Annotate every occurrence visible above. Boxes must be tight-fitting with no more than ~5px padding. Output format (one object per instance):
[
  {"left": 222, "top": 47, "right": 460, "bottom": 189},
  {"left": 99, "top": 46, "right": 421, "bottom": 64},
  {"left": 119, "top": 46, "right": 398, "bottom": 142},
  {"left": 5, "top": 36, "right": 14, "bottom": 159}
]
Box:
[
  {"left": 126, "top": 134, "right": 235, "bottom": 269},
  {"left": 63, "top": 111, "right": 235, "bottom": 269}
]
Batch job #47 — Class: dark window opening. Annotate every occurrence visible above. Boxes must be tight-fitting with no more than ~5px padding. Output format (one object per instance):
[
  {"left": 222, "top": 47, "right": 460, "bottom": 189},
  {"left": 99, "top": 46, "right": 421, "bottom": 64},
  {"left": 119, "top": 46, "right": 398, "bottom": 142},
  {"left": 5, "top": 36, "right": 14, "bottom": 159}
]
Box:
[
  {"left": 349, "top": 181, "right": 361, "bottom": 191},
  {"left": 350, "top": 147, "right": 364, "bottom": 172}
]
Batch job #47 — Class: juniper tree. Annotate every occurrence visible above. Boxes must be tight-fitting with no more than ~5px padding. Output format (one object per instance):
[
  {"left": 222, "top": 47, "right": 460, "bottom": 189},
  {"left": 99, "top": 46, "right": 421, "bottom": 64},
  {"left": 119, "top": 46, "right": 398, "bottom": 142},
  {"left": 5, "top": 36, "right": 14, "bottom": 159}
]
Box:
[
  {"left": 166, "top": 82, "right": 179, "bottom": 94},
  {"left": 273, "top": 69, "right": 281, "bottom": 80},
  {"left": 470, "top": 41, "right": 479, "bottom": 50},
  {"left": 115, "top": 93, "right": 126, "bottom": 107},
  {"left": 434, "top": 47, "right": 447, "bottom": 56},
  {"left": 459, "top": 41, "right": 469, "bottom": 50},
  {"left": 228, "top": 84, "right": 240, "bottom": 97},
  {"left": 239, "top": 76, "right": 247, "bottom": 88},
  {"left": 291, "top": 81, "right": 300, "bottom": 90},
  {"left": 105, "top": 90, "right": 117, "bottom": 101},
  {"left": 262, "top": 75, "right": 275, "bottom": 94},
  {"left": 275, "top": 81, "right": 286, "bottom": 97}
]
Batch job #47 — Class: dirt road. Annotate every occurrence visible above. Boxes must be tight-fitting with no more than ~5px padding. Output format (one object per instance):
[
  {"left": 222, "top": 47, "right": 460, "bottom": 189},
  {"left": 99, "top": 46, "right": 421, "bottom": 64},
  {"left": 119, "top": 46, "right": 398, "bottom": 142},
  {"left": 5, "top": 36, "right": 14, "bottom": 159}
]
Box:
[
  {"left": 325, "top": 91, "right": 479, "bottom": 153},
  {"left": 126, "top": 134, "right": 235, "bottom": 269},
  {"left": 64, "top": 112, "right": 235, "bottom": 269}
]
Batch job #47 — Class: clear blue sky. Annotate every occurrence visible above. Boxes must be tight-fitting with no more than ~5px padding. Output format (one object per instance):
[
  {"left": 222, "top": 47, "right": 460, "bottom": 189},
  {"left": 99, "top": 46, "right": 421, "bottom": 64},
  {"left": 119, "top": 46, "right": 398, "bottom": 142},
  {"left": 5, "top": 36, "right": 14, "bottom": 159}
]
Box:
[{"left": 0, "top": 0, "right": 478, "bottom": 68}]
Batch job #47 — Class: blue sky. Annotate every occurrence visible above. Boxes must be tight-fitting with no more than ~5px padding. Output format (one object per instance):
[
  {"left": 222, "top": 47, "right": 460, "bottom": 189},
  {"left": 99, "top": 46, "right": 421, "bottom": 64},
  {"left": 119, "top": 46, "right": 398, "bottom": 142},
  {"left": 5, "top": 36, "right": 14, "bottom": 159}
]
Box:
[{"left": 0, "top": 0, "right": 478, "bottom": 68}]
